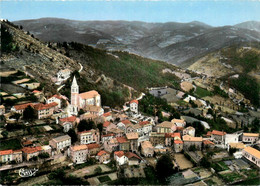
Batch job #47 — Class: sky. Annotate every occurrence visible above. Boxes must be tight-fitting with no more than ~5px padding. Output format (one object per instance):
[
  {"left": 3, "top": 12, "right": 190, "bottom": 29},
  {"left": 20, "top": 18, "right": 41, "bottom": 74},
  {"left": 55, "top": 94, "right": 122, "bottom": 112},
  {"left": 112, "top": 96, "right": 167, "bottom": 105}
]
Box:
[{"left": 1, "top": 0, "right": 260, "bottom": 26}]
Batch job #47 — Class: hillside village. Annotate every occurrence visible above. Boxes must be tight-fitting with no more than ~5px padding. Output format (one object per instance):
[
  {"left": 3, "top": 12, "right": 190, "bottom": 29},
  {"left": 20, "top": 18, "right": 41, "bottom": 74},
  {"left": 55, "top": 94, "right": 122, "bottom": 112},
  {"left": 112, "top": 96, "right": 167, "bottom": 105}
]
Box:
[{"left": 0, "top": 20, "right": 260, "bottom": 185}]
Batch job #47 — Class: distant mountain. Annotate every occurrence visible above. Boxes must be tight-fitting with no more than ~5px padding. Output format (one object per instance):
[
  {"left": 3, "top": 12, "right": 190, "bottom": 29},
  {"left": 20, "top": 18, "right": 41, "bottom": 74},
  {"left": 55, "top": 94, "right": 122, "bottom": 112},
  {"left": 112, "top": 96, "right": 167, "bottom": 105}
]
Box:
[
  {"left": 14, "top": 18, "right": 260, "bottom": 66},
  {"left": 235, "top": 21, "right": 260, "bottom": 32}
]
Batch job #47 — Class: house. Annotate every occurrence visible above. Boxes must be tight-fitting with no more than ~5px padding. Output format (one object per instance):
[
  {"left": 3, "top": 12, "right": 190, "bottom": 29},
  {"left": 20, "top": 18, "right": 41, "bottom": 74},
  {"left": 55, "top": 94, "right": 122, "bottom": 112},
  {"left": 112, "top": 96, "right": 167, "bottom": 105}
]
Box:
[
  {"left": 209, "top": 130, "right": 226, "bottom": 144},
  {"left": 129, "top": 100, "right": 138, "bottom": 113},
  {"left": 96, "top": 150, "right": 110, "bottom": 163},
  {"left": 22, "top": 146, "right": 42, "bottom": 161},
  {"left": 78, "top": 129, "right": 100, "bottom": 145},
  {"left": 165, "top": 133, "right": 181, "bottom": 146},
  {"left": 102, "top": 133, "right": 115, "bottom": 144},
  {"left": 108, "top": 128, "right": 124, "bottom": 138},
  {"left": 49, "top": 135, "right": 71, "bottom": 152},
  {"left": 149, "top": 132, "right": 165, "bottom": 146},
  {"left": 41, "top": 145, "right": 52, "bottom": 156},
  {"left": 117, "top": 120, "right": 132, "bottom": 133},
  {"left": 228, "top": 142, "right": 245, "bottom": 152},
  {"left": 171, "top": 119, "right": 186, "bottom": 128},
  {"left": 47, "top": 94, "right": 62, "bottom": 108},
  {"left": 203, "top": 140, "right": 215, "bottom": 149},
  {"left": 157, "top": 121, "right": 177, "bottom": 133},
  {"left": 103, "top": 121, "right": 117, "bottom": 134},
  {"left": 126, "top": 132, "right": 139, "bottom": 153},
  {"left": 224, "top": 134, "right": 240, "bottom": 149},
  {"left": 137, "top": 121, "right": 153, "bottom": 137},
  {"left": 85, "top": 105, "right": 104, "bottom": 116},
  {"left": 59, "top": 116, "right": 77, "bottom": 132},
  {"left": 34, "top": 102, "right": 58, "bottom": 119},
  {"left": 141, "top": 141, "right": 154, "bottom": 157},
  {"left": 11, "top": 103, "right": 34, "bottom": 114},
  {"left": 114, "top": 151, "right": 128, "bottom": 165},
  {"left": 0, "top": 105, "right": 5, "bottom": 115},
  {"left": 12, "top": 150, "right": 23, "bottom": 163},
  {"left": 125, "top": 152, "right": 141, "bottom": 165},
  {"left": 86, "top": 143, "right": 100, "bottom": 156},
  {"left": 103, "top": 112, "right": 112, "bottom": 122},
  {"left": 117, "top": 137, "right": 130, "bottom": 151},
  {"left": 104, "top": 137, "right": 119, "bottom": 152},
  {"left": 242, "top": 133, "right": 259, "bottom": 144},
  {"left": 69, "top": 144, "right": 88, "bottom": 164},
  {"left": 0, "top": 150, "right": 13, "bottom": 163},
  {"left": 242, "top": 146, "right": 260, "bottom": 168},
  {"left": 182, "top": 127, "right": 195, "bottom": 137},
  {"left": 70, "top": 76, "right": 101, "bottom": 115},
  {"left": 182, "top": 135, "right": 203, "bottom": 150},
  {"left": 174, "top": 139, "right": 183, "bottom": 153}
]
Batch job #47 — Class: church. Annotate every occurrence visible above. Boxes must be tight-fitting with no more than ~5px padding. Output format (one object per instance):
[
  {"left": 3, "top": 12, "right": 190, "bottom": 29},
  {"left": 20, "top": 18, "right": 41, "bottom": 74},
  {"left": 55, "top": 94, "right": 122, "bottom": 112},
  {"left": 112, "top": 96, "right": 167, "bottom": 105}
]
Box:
[{"left": 70, "top": 76, "right": 101, "bottom": 116}]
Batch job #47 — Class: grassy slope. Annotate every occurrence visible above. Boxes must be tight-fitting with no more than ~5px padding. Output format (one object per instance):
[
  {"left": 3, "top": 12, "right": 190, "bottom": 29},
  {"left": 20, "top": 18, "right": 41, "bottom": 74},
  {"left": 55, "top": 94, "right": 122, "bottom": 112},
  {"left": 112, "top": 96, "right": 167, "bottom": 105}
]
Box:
[{"left": 66, "top": 43, "right": 180, "bottom": 91}]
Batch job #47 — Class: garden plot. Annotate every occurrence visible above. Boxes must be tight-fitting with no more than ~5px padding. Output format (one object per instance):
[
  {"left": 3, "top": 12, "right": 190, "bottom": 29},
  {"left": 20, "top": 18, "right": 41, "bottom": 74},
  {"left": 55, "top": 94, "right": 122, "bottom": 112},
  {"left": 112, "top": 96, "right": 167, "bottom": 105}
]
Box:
[{"left": 174, "top": 153, "right": 193, "bottom": 170}]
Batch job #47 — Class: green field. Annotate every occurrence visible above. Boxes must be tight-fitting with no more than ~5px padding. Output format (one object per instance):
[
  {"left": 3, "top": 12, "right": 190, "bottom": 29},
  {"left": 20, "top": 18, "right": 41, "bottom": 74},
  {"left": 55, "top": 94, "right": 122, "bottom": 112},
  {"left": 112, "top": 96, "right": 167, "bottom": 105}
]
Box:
[
  {"left": 0, "top": 139, "right": 22, "bottom": 150},
  {"left": 98, "top": 175, "right": 111, "bottom": 183},
  {"left": 194, "top": 86, "right": 213, "bottom": 98}
]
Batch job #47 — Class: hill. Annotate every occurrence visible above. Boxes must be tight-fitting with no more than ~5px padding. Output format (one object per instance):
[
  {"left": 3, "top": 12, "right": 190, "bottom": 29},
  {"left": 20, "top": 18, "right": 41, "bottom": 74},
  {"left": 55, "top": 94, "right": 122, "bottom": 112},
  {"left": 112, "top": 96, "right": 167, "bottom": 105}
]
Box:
[{"left": 14, "top": 18, "right": 260, "bottom": 66}]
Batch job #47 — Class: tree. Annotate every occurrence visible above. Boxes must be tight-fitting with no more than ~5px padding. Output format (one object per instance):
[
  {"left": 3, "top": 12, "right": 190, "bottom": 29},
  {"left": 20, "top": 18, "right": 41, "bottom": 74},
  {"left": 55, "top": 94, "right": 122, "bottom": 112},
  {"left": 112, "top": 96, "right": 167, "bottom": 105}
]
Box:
[
  {"left": 1, "top": 131, "right": 8, "bottom": 138},
  {"left": 78, "top": 109, "right": 85, "bottom": 116},
  {"left": 200, "top": 157, "right": 210, "bottom": 168},
  {"left": 156, "top": 154, "right": 174, "bottom": 181},
  {"left": 38, "top": 152, "right": 50, "bottom": 159},
  {"left": 67, "top": 129, "right": 78, "bottom": 144},
  {"left": 12, "top": 113, "right": 21, "bottom": 123},
  {"left": 61, "top": 99, "right": 68, "bottom": 108},
  {"left": 23, "top": 105, "right": 37, "bottom": 120},
  {"left": 77, "top": 119, "right": 96, "bottom": 132},
  {"left": 94, "top": 166, "right": 102, "bottom": 175},
  {"left": 97, "top": 123, "right": 103, "bottom": 139}
]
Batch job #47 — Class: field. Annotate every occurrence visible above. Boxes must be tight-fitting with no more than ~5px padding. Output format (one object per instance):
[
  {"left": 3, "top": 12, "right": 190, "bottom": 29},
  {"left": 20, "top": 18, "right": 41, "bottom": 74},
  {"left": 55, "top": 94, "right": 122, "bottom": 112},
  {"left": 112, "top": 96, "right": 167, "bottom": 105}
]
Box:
[
  {"left": 98, "top": 175, "right": 111, "bottom": 183},
  {"left": 0, "top": 139, "right": 22, "bottom": 150},
  {"left": 194, "top": 86, "right": 213, "bottom": 98},
  {"left": 174, "top": 153, "right": 193, "bottom": 170}
]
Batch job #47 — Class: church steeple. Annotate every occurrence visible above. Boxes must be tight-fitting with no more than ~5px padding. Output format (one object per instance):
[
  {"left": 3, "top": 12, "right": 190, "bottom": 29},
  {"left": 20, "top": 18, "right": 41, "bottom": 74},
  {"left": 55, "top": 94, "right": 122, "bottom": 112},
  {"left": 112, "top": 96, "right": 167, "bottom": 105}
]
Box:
[
  {"left": 71, "top": 76, "right": 79, "bottom": 107},
  {"left": 72, "top": 76, "right": 78, "bottom": 87}
]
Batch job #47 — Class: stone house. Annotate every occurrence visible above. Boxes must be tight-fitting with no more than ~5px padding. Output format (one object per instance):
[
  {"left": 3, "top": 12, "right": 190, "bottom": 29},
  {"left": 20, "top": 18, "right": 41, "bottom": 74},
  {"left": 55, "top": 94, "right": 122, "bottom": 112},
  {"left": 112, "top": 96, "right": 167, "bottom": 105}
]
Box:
[
  {"left": 242, "top": 133, "right": 259, "bottom": 144},
  {"left": 117, "top": 119, "right": 132, "bottom": 133},
  {"left": 182, "top": 135, "right": 203, "bottom": 150},
  {"left": 102, "top": 133, "right": 115, "bottom": 144},
  {"left": 242, "top": 146, "right": 260, "bottom": 168},
  {"left": 49, "top": 135, "right": 71, "bottom": 152},
  {"left": 96, "top": 150, "right": 110, "bottom": 163},
  {"left": 11, "top": 103, "right": 34, "bottom": 115},
  {"left": 22, "top": 146, "right": 42, "bottom": 161},
  {"left": 104, "top": 137, "right": 119, "bottom": 152},
  {"left": 125, "top": 152, "right": 141, "bottom": 166},
  {"left": 69, "top": 144, "right": 88, "bottom": 164},
  {"left": 117, "top": 137, "right": 130, "bottom": 151},
  {"left": 171, "top": 119, "right": 186, "bottom": 128},
  {"left": 107, "top": 128, "right": 124, "bottom": 138},
  {"left": 47, "top": 94, "right": 62, "bottom": 108},
  {"left": 0, "top": 150, "right": 22, "bottom": 163},
  {"left": 149, "top": 132, "right": 165, "bottom": 146},
  {"left": 208, "top": 130, "right": 226, "bottom": 144},
  {"left": 59, "top": 116, "right": 77, "bottom": 132},
  {"left": 102, "top": 112, "right": 113, "bottom": 122},
  {"left": 126, "top": 132, "right": 139, "bottom": 153},
  {"left": 203, "top": 140, "right": 215, "bottom": 149},
  {"left": 137, "top": 121, "right": 153, "bottom": 137},
  {"left": 103, "top": 121, "right": 117, "bottom": 134},
  {"left": 157, "top": 121, "right": 177, "bottom": 133},
  {"left": 165, "top": 133, "right": 181, "bottom": 147},
  {"left": 85, "top": 105, "right": 104, "bottom": 117},
  {"left": 174, "top": 140, "right": 183, "bottom": 153},
  {"left": 129, "top": 100, "right": 138, "bottom": 113},
  {"left": 114, "top": 151, "right": 128, "bottom": 165},
  {"left": 86, "top": 143, "right": 100, "bottom": 156},
  {"left": 141, "top": 141, "right": 154, "bottom": 157},
  {"left": 182, "top": 127, "right": 195, "bottom": 137},
  {"left": 34, "top": 102, "right": 58, "bottom": 119},
  {"left": 78, "top": 129, "right": 100, "bottom": 145}
]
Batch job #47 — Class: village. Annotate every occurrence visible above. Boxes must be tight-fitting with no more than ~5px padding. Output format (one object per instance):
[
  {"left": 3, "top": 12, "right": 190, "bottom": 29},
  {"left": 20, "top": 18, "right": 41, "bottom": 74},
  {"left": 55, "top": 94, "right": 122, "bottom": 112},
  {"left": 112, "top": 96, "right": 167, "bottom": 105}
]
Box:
[{"left": 0, "top": 66, "right": 260, "bottom": 185}]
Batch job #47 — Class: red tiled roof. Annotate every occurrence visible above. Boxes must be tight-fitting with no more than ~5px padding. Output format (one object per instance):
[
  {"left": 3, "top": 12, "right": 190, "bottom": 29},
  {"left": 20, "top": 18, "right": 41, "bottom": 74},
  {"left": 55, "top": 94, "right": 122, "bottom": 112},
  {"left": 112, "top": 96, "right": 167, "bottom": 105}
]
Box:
[
  {"left": 14, "top": 103, "right": 34, "bottom": 111},
  {"left": 114, "top": 151, "right": 124, "bottom": 158},
  {"left": 60, "top": 116, "right": 76, "bottom": 123},
  {"left": 86, "top": 143, "right": 100, "bottom": 149},
  {"left": 130, "top": 100, "right": 138, "bottom": 104},
  {"left": 211, "top": 130, "right": 226, "bottom": 136},
  {"left": 32, "top": 90, "right": 41, "bottom": 93},
  {"left": 48, "top": 94, "right": 62, "bottom": 99},
  {"left": 0, "top": 149, "right": 13, "bottom": 155},
  {"left": 125, "top": 152, "right": 141, "bottom": 160},
  {"left": 174, "top": 140, "right": 183, "bottom": 144},
  {"left": 203, "top": 140, "right": 215, "bottom": 145},
  {"left": 206, "top": 131, "right": 212, "bottom": 136},
  {"left": 165, "top": 132, "right": 181, "bottom": 138},
  {"left": 97, "top": 150, "right": 109, "bottom": 156},
  {"left": 102, "top": 133, "right": 115, "bottom": 137},
  {"left": 121, "top": 120, "right": 132, "bottom": 125},
  {"left": 116, "top": 137, "right": 128, "bottom": 143},
  {"left": 79, "top": 90, "right": 99, "bottom": 100},
  {"left": 22, "top": 146, "right": 42, "bottom": 154},
  {"left": 23, "top": 140, "right": 33, "bottom": 145},
  {"left": 176, "top": 126, "right": 184, "bottom": 131},
  {"left": 103, "top": 112, "right": 111, "bottom": 117},
  {"left": 139, "top": 121, "right": 150, "bottom": 126},
  {"left": 103, "top": 121, "right": 111, "bottom": 127},
  {"left": 34, "top": 102, "right": 58, "bottom": 111}
]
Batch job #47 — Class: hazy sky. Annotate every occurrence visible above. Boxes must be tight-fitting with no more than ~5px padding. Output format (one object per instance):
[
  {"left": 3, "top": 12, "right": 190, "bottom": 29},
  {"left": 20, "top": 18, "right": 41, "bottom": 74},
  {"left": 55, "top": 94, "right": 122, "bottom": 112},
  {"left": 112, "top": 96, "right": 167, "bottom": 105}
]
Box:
[{"left": 1, "top": 0, "right": 260, "bottom": 26}]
